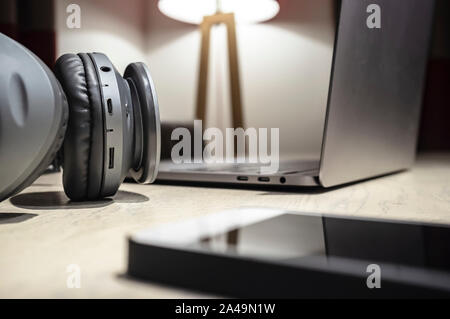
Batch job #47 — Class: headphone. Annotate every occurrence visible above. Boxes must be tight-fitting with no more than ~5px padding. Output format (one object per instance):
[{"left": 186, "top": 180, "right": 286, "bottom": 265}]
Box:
[{"left": 0, "top": 33, "right": 160, "bottom": 202}]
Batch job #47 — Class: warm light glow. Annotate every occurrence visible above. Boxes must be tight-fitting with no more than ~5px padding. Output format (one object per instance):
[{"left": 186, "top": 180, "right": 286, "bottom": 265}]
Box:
[{"left": 158, "top": 0, "right": 280, "bottom": 24}]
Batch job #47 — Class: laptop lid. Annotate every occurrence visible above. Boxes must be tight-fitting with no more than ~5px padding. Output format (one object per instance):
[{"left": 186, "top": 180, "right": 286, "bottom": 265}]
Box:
[{"left": 319, "top": 0, "right": 435, "bottom": 187}]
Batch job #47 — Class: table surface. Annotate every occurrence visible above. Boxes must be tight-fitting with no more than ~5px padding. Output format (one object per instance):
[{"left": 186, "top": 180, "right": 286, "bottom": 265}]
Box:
[{"left": 0, "top": 153, "right": 449, "bottom": 298}]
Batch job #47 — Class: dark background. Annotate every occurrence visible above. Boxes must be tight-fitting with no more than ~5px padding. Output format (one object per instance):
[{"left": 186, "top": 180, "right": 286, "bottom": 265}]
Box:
[{"left": 1, "top": 0, "right": 449, "bottom": 152}]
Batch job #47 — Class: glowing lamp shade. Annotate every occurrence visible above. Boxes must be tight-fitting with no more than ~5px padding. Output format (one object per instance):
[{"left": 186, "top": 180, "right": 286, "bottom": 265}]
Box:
[{"left": 158, "top": 0, "right": 280, "bottom": 24}]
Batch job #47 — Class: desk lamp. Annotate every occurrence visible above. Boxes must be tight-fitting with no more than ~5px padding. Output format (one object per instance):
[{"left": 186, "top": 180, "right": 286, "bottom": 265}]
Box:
[{"left": 158, "top": 0, "right": 280, "bottom": 129}]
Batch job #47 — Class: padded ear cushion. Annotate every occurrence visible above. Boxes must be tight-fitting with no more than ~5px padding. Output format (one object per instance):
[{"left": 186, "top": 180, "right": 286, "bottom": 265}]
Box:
[
  {"left": 78, "top": 53, "right": 105, "bottom": 199},
  {"left": 54, "top": 54, "right": 104, "bottom": 201}
]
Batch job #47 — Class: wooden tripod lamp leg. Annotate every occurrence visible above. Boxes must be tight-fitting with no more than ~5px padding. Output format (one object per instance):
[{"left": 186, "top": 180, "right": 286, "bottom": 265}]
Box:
[
  {"left": 195, "top": 13, "right": 244, "bottom": 129},
  {"left": 195, "top": 18, "right": 211, "bottom": 123},
  {"left": 224, "top": 14, "right": 244, "bottom": 129}
]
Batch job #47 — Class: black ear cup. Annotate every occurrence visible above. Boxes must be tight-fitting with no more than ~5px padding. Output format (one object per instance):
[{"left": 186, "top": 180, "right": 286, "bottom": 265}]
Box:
[
  {"left": 54, "top": 53, "right": 160, "bottom": 201},
  {"left": 54, "top": 54, "right": 105, "bottom": 201}
]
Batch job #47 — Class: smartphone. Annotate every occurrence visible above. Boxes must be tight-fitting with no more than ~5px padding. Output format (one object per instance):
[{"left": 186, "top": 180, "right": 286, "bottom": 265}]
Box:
[{"left": 128, "top": 208, "right": 450, "bottom": 298}]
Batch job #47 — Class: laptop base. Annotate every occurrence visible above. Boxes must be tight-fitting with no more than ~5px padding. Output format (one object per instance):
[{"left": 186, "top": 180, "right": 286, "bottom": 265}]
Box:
[{"left": 157, "top": 160, "right": 320, "bottom": 187}]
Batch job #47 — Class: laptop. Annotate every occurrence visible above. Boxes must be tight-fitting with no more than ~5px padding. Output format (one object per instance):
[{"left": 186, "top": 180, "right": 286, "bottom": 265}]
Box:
[{"left": 157, "top": 0, "right": 435, "bottom": 188}]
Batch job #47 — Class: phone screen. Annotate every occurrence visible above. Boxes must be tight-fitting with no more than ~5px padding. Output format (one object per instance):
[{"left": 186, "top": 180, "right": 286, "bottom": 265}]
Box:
[{"left": 188, "top": 214, "right": 450, "bottom": 272}]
